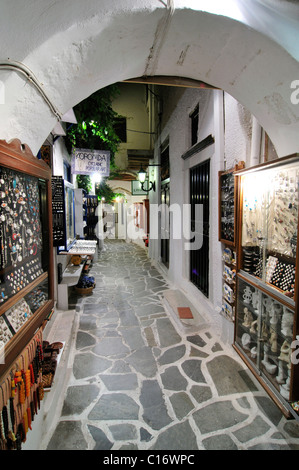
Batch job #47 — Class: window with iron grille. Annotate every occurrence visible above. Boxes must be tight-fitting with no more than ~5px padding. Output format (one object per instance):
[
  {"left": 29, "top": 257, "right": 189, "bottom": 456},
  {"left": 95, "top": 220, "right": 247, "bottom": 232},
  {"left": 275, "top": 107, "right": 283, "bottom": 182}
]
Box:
[{"left": 190, "top": 159, "right": 210, "bottom": 297}]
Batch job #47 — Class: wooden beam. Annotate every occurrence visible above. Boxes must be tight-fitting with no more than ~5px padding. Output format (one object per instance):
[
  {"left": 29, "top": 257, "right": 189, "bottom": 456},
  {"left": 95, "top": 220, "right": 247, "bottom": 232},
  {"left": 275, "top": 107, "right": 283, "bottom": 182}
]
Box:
[{"left": 124, "top": 75, "right": 219, "bottom": 90}]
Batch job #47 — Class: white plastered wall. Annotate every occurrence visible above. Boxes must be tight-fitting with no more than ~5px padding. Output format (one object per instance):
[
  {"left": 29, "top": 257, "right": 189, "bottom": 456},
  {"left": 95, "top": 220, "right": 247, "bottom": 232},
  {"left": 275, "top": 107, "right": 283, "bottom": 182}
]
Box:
[{"left": 150, "top": 86, "right": 263, "bottom": 341}]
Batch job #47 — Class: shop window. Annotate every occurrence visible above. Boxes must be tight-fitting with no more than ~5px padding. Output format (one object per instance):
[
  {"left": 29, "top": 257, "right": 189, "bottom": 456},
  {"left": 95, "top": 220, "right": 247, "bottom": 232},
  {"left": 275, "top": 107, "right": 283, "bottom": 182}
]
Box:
[
  {"left": 161, "top": 138, "right": 170, "bottom": 182},
  {"left": 114, "top": 117, "right": 127, "bottom": 142}
]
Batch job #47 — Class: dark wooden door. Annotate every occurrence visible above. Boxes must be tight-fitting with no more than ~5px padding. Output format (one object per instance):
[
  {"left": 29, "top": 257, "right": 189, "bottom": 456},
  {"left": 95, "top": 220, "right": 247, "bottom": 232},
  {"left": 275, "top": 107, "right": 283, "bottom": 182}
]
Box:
[{"left": 190, "top": 160, "right": 210, "bottom": 297}]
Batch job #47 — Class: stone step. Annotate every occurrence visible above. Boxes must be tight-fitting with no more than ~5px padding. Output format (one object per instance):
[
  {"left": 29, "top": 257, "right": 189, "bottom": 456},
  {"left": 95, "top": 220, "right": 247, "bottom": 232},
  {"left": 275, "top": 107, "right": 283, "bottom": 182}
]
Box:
[{"left": 162, "top": 289, "right": 210, "bottom": 334}]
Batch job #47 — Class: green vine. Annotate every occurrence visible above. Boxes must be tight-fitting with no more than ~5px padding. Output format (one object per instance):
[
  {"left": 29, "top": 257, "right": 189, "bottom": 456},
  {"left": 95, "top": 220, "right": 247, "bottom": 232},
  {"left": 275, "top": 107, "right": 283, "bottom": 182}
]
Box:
[
  {"left": 95, "top": 179, "right": 127, "bottom": 204},
  {"left": 65, "top": 84, "right": 125, "bottom": 199},
  {"left": 76, "top": 174, "right": 92, "bottom": 194}
]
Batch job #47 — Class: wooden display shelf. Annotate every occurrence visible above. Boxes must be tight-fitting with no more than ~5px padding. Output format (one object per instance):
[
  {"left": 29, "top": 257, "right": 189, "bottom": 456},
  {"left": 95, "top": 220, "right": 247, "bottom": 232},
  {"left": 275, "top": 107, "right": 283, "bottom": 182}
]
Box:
[{"left": 0, "top": 139, "right": 54, "bottom": 381}]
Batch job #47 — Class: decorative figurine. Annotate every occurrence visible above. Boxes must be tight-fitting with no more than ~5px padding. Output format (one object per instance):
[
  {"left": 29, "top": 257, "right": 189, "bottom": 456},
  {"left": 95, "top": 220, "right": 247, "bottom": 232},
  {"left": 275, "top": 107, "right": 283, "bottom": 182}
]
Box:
[
  {"left": 242, "top": 307, "right": 253, "bottom": 328},
  {"left": 281, "top": 308, "right": 293, "bottom": 337},
  {"left": 243, "top": 286, "right": 252, "bottom": 304}
]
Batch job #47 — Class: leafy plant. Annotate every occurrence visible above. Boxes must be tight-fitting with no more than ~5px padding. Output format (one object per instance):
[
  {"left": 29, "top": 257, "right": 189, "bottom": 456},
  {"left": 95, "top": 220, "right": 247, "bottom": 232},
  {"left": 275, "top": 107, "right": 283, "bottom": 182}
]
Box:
[
  {"left": 95, "top": 180, "right": 126, "bottom": 204},
  {"left": 65, "top": 84, "right": 122, "bottom": 167},
  {"left": 65, "top": 84, "right": 126, "bottom": 200},
  {"left": 76, "top": 174, "right": 92, "bottom": 194}
]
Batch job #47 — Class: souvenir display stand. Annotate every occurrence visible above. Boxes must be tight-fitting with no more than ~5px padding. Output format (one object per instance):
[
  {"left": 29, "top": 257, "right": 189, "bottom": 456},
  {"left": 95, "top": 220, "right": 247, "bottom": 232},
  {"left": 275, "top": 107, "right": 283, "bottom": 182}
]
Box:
[
  {"left": 219, "top": 168, "right": 238, "bottom": 246},
  {"left": 233, "top": 154, "right": 299, "bottom": 417},
  {"left": 0, "top": 139, "right": 54, "bottom": 380},
  {"left": 219, "top": 162, "right": 244, "bottom": 322},
  {"left": 0, "top": 328, "right": 45, "bottom": 449},
  {"left": 84, "top": 194, "right": 98, "bottom": 240}
]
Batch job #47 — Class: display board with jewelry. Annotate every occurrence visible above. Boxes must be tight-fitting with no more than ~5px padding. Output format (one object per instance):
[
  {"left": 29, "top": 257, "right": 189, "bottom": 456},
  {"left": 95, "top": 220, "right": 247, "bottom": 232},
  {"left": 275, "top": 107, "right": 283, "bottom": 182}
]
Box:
[
  {"left": 0, "top": 166, "right": 45, "bottom": 305},
  {"left": 219, "top": 171, "right": 236, "bottom": 244},
  {"left": 235, "top": 276, "right": 294, "bottom": 401},
  {"left": 240, "top": 162, "right": 299, "bottom": 300}
]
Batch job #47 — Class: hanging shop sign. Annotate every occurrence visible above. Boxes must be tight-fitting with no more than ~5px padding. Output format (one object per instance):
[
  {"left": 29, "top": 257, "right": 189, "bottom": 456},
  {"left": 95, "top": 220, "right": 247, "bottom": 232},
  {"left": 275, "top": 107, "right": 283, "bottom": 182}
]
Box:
[{"left": 71, "top": 148, "right": 110, "bottom": 177}]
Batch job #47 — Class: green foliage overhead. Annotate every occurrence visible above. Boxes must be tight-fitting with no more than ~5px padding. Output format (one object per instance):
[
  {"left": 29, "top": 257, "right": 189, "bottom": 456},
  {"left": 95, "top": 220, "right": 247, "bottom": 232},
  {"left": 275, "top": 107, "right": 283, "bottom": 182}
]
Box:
[
  {"left": 64, "top": 84, "right": 122, "bottom": 167},
  {"left": 66, "top": 84, "right": 125, "bottom": 199},
  {"left": 76, "top": 174, "right": 92, "bottom": 194},
  {"left": 95, "top": 180, "right": 126, "bottom": 204}
]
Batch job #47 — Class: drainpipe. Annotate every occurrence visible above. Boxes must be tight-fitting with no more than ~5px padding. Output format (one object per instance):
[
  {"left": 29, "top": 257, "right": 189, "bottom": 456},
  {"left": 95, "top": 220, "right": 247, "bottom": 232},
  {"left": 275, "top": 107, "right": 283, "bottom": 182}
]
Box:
[{"left": 250, "top": 116, "right": 262, "bottom": 167}]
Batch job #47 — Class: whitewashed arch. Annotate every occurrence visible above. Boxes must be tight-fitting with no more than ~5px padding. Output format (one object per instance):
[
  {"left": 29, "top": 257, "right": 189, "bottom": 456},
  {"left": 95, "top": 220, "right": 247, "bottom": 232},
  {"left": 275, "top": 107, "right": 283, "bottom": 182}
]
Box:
[{"left": 0, "top": 0, "right": 298, "bottom": 156}]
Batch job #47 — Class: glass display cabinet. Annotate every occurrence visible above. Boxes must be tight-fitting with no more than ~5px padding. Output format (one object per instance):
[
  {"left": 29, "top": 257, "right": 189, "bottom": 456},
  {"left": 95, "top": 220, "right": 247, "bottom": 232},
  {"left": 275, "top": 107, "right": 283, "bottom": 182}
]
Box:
[
  {"left": 234, "top": 154, "right": 299, "bottom": 416},
  {"left": 0, "top": 139, "right": 54, "bottom": 377}
]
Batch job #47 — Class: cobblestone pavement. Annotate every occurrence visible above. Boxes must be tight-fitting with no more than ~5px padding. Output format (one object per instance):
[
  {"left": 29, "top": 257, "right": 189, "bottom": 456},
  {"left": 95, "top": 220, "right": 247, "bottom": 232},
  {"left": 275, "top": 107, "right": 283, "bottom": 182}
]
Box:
[{"left": 46, "top": 240, "right": 299, "bottom": 450}]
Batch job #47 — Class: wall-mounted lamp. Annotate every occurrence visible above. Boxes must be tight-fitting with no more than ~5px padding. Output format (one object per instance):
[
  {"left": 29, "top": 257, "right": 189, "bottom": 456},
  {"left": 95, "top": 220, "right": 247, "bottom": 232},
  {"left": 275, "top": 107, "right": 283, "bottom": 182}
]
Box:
[
  {"left": 138, "top": 164, "right": 161, "bottom": 192},
  {"left": 138, "top": 165, "right": 155, "bottom": 192}
]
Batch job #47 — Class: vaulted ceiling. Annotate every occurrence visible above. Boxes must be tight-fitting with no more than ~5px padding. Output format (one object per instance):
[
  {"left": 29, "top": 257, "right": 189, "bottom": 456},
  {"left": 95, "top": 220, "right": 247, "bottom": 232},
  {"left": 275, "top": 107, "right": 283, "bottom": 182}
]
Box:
[{"left": 0, "top": 0, "right": 298, "bottom": 156}]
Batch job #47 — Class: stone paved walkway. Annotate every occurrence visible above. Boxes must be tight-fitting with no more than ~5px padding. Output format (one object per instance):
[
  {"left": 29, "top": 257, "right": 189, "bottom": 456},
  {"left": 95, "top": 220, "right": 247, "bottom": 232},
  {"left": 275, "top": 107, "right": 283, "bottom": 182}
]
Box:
[{"left": 45, "top": 240, "right": 299, "bottom": 450}]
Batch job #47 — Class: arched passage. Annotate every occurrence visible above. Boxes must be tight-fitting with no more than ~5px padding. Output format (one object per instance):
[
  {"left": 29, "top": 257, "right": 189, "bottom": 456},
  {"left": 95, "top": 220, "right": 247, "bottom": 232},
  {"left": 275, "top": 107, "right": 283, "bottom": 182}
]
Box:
[{"left": 0, "top": 0, "right": 298, "bottom": 156}]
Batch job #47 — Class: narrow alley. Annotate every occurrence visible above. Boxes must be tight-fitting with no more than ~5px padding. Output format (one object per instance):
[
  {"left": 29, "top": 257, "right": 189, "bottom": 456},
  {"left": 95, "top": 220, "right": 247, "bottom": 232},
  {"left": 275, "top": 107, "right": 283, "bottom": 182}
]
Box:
[{"left": 35, "top": 240, "right": 299, "bottom": 451}]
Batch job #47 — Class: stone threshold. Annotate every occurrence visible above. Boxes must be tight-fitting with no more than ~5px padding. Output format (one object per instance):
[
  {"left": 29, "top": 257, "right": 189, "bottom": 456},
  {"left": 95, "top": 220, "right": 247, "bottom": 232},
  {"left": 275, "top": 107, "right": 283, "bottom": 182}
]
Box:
[{"left": 162, "top": 289, "right": 210, "bottom": 334}]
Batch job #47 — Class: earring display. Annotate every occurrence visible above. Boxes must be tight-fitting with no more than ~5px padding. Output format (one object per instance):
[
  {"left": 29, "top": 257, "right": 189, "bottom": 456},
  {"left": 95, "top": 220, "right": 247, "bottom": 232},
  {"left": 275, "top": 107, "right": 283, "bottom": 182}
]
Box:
[
  {"left": 219, "top": 162, "right": 245, "bottom": 246},
  {"left": 51, "top": 176, "right": 65, "bottom": 247},
  {"left": 219, "top": 171, "right": 237, "bottom": 245},
  {"left": 0, "top": 139, "right": 54, "bottom": 384},
  {"left": 220, "top": 172, "right": 235, "bottom": 243},
  {"left": 0, "top": 166, "right": 46, "bottom": 306},
  {"left": 0, "top": 167, "right": 43, "bottom": 270},
  {"left": 240, "top": 163, "right": 298, "bottom": 299}
]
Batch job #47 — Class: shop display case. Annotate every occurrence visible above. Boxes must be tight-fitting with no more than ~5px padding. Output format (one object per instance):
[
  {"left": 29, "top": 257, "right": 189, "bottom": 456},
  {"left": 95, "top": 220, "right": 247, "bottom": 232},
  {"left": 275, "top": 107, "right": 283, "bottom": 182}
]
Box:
[
  {"left": 221, "top": 246, "right": 236, "bottom": 321},
  {"left": 55, "top": 180, "right": 76, "bottom": 252},
  {"left": 219, "top": 169, "right": 237, "bottom": 245},
  {"left": 234, "top": 154, "right": 299, "bottom": 416},
  {"left": 0, "top": 139, "right": 54, "bottom": 377},
  {"left": 218, "top": 162, "right": 245, "bottom": 245},
  {"left": 84, "top": 194, "right": 98, "bottom": 240}
]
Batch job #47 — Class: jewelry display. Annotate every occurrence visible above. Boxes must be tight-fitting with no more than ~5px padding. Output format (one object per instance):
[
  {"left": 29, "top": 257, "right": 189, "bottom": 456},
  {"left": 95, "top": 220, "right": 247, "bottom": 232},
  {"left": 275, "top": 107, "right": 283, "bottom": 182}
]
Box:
[
  {"left": 240, "top": 165, "right": 298, "bottom": 300},
  {"left": 0, "top": 258, "right": 44, "bottom": 304},
  {"left": 84, "top": 195, "right": 98, "bottom": 241},
  {"left": 51, "top": 176, "right": 65, "bottom": 247},
  {"left": 0, "top": 141, "right": 54, "bottom": 430},
  {"left": 5, "top": 298, "right": 33, "bottom": 333},
  {"left": 0, "top": 316, "right": 13, "bottom": 350},
  {"left": 0, "top": 167, "right": 43, "bottom": 270},
  {"left": 61, "top": 239, "right": 97, "bottom": 255},
  {"left": 221, "top": 246, "right": 237, "bottom": 321},
  {"left": 25, "top": 280, "right": 48, "bottom": 313},
  {"left": 220, "top": 172, "right": 235, "bottom": 243}
]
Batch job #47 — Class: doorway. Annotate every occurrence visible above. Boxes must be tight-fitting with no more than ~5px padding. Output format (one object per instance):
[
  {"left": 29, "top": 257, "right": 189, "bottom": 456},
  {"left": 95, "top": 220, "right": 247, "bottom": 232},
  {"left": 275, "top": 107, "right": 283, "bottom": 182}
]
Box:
[{"left": 190, "top": 159, "right": 210, "bottom": 297}]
